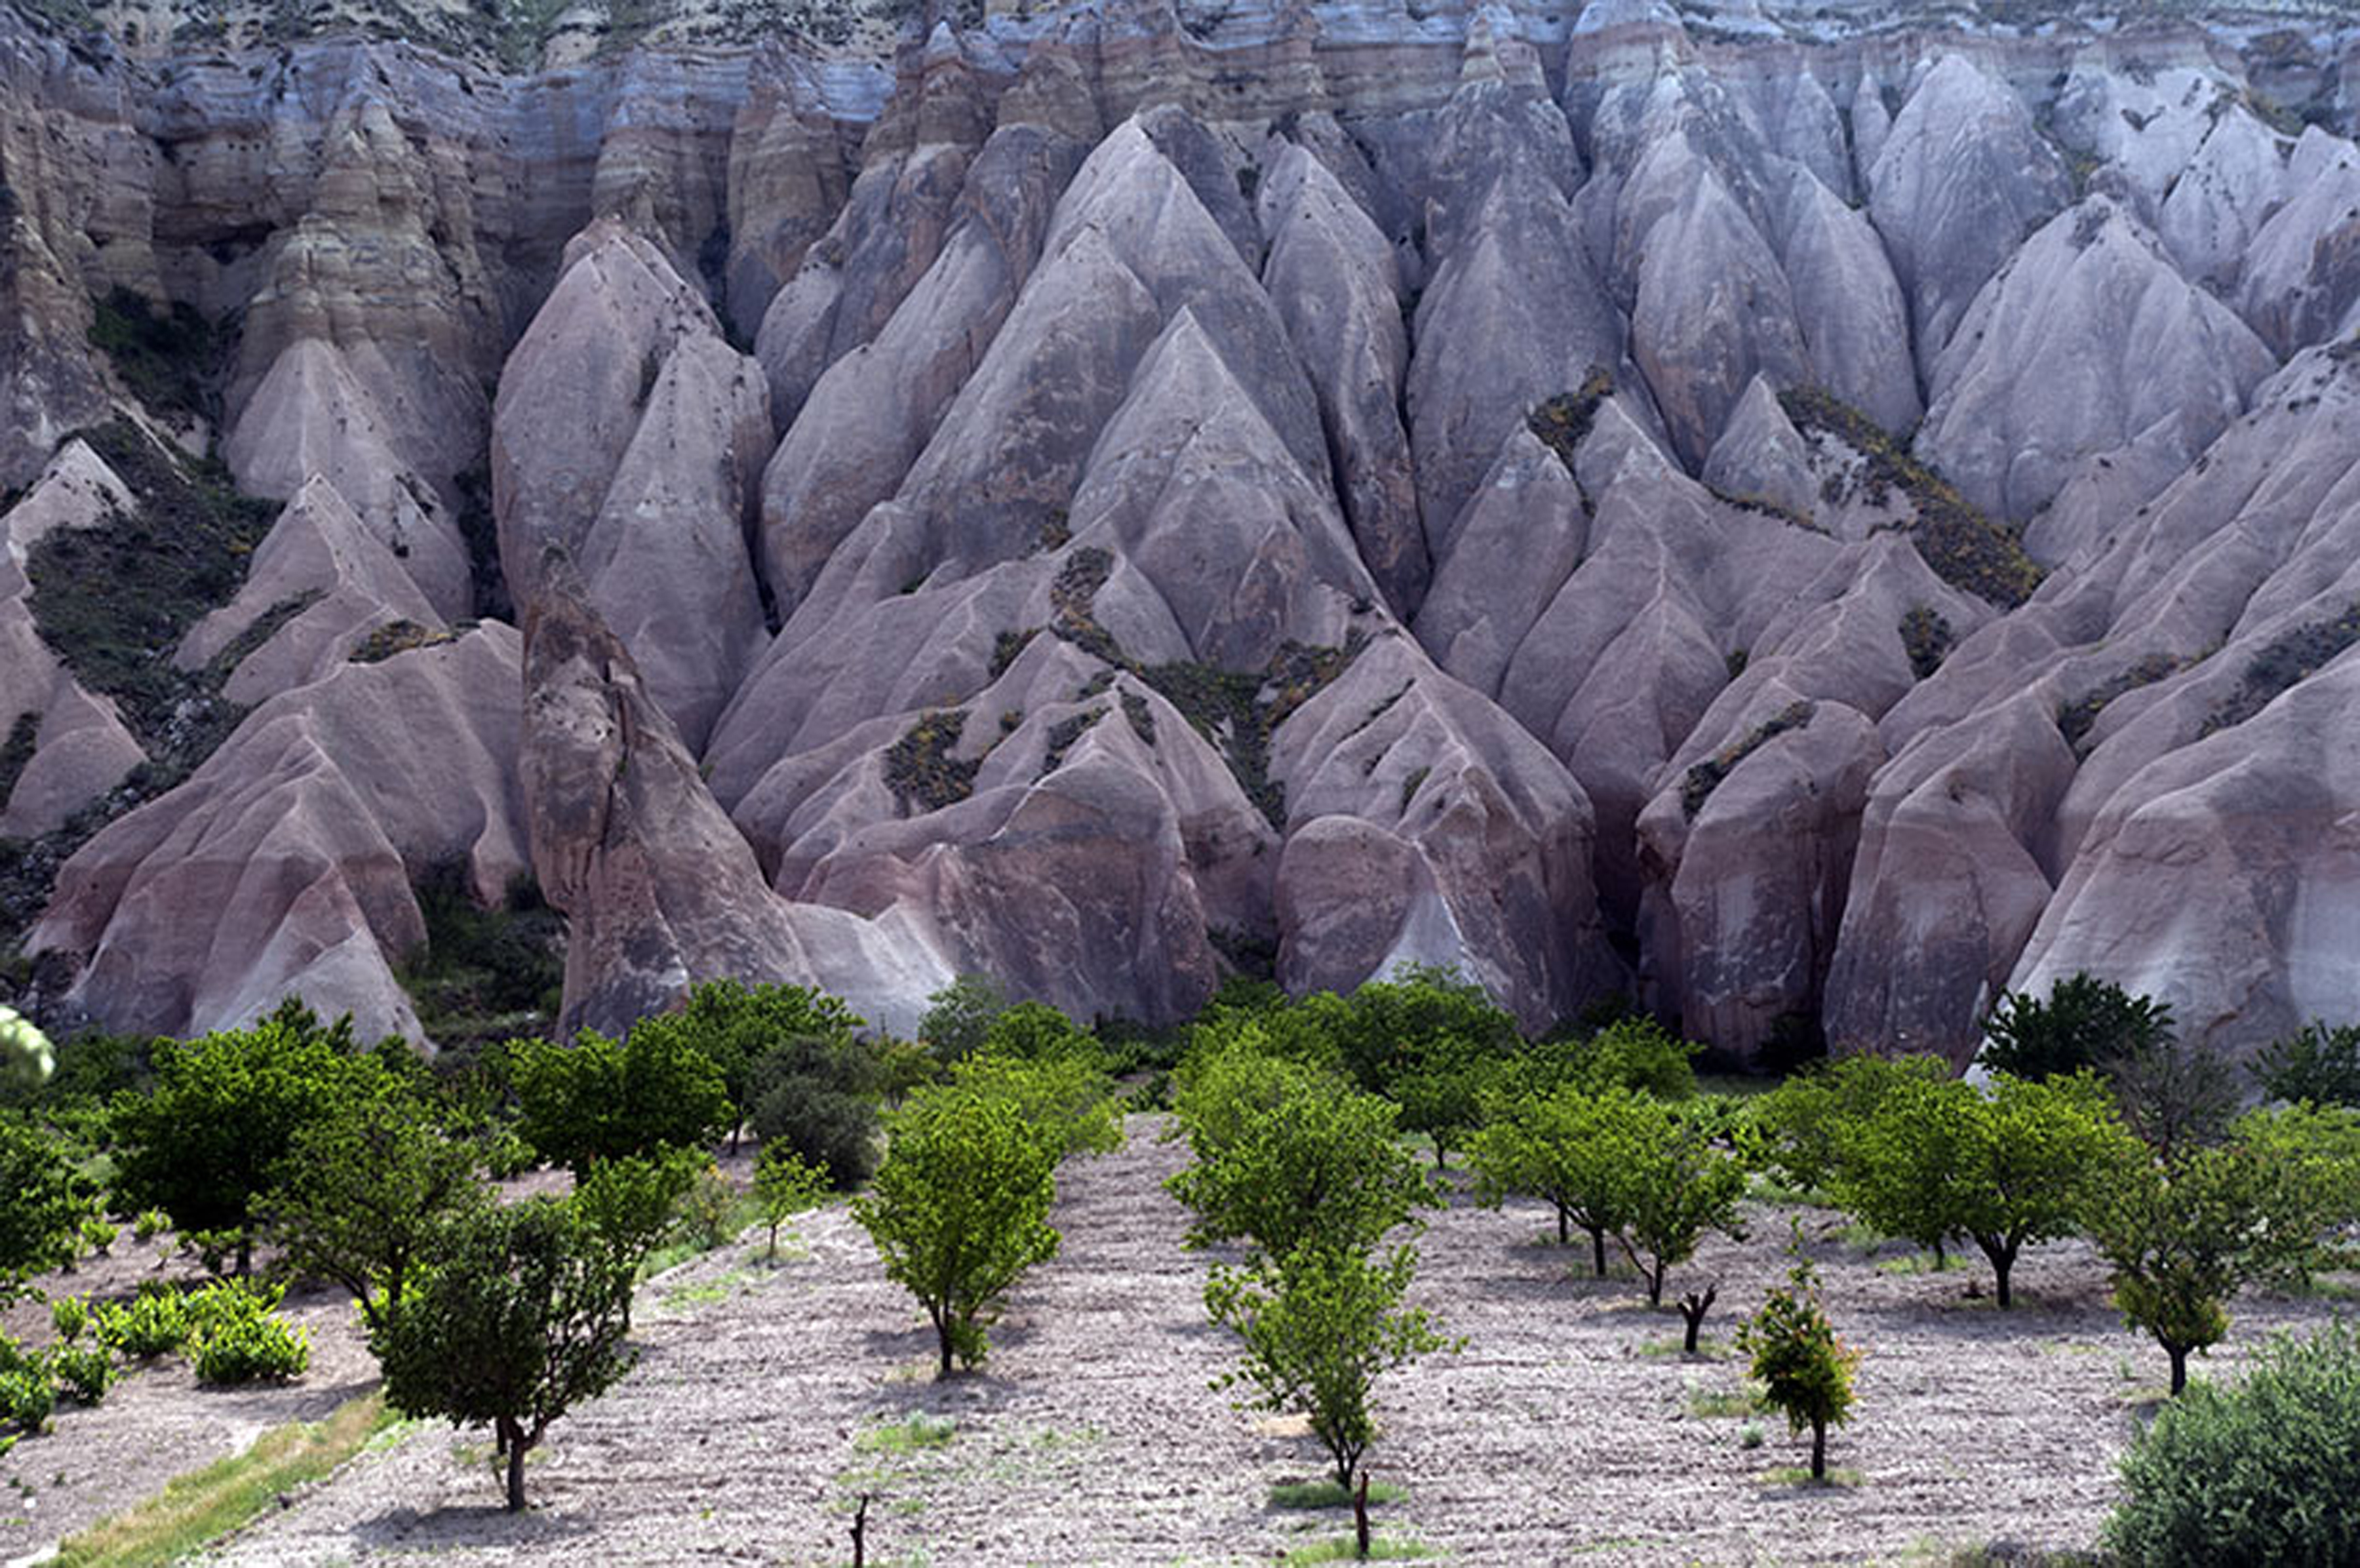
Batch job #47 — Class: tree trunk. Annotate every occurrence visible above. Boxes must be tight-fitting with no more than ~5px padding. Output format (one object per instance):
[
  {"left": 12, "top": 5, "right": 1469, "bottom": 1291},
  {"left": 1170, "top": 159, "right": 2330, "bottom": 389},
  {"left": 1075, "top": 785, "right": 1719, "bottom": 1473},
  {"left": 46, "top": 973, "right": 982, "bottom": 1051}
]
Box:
[
  {"left": 1588, "top": 1225, "right": 1608, "bottom": 1278},
  {"left": 1810, "top": 1417, "right": 1826, "bottom": 1481},
  {"left": 1933, "top": 1235, "right": 1947, "bottom": 1270},
  {"left": 1354, "top": 1472, "right": 1371, "bottom": 1559},
  {"left": 1644, "top": 1260, "right": 1665, "bottom": 1308},
  {"left": 1433, "top": 1141, "right": 1448, "bottom": 1171},
  {"left": 2169, "top": 1345, "right": 2189, "bottom": 1397},
  {"left": 851, "top": 1492, "right": 870, "bottom": 1567},
  {"left": 1976, "top": 1234, "right": 2020, "bottom": 1308},
  {"left": 499, "top": 1419, "right": 530, "bottom": 1512},
  {"left": 935, "top": 1318, "right": 954, "bottom": 1379},
  {"left": 1555, "top": 1202, "right": 1570, "bottom": 1245},
  {"left": 1679, "top": 1285, "right": 1717, "bottom": 1354}
]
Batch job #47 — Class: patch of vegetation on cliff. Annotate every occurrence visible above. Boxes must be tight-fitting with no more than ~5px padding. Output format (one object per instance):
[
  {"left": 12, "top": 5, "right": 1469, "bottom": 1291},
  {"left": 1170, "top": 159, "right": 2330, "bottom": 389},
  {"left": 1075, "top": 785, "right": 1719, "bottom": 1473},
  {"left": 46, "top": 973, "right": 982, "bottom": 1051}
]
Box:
[
  {"left": 2056, "top": 652, "right": 2186, "bottom": 755},
  {"left": 0, "top": 715, "right": 37, "bottom": 819},
  {"left": 1044, "top": 545, "right": 1366, "bottom": 829},
  {"left": 2199, "top": 604, "right": 2360, "bottom": 737},
  {"left": 85, "top": 288, "right": 225, "bottom": 427},
  {"left": 1898, "top": 606, "right": 1954, "bottom": 681},
  {"left": 1527, "top": 367, "right": 1616, "bottom": 479},
  {"left": 1708, "top": 486, "right": 1824, "bottom": 534},
  {"left": 396, "top": 865, "right": 565, "bottom": 1053},
  {"left": 1038, "top": 706, "right": 1106, "bottom": 779},
  {"left": 1681, "top": 701, "right": 1815, "bottom": 820},
  {"left": 885, "top": 708, "right": 981, "bottom": 815},
  {"left": 989, "top": 628, "right": 1038, "bottom": 682},
  {"left": 349, "top": 619, "right": 460, "bottom": 665},
  {"left": 1, "top": 422, "right": 293, "bottom": 952},
  {"left": 1780, "top": 387, "right": 2044, "bottom": 610},
  {"left": 28, "top": 420, "right": 279, "bottom": 751}
]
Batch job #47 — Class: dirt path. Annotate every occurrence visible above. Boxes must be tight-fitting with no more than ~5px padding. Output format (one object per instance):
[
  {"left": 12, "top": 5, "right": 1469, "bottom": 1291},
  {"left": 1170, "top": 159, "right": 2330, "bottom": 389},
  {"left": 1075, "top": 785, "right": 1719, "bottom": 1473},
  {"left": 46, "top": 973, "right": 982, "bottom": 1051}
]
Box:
[{"left": 108, "top": 1118, "right": 2360, "bottom": 1564}]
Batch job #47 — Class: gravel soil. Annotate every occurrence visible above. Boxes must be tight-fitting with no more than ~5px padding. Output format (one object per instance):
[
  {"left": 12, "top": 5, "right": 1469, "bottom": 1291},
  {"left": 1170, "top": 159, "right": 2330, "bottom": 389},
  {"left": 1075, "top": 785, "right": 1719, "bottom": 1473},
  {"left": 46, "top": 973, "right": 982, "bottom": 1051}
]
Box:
[{"left": 14, "top": 1117, "right": 2351, "bottom": 1567}]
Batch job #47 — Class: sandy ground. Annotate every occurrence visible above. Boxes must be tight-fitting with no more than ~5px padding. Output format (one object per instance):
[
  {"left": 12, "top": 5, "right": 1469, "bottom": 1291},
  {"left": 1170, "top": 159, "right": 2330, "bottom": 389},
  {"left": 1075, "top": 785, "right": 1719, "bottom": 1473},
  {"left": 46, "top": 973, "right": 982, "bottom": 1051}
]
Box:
[{"left": 9, "top": 1116, "right": 2351, "bottom": 1567}]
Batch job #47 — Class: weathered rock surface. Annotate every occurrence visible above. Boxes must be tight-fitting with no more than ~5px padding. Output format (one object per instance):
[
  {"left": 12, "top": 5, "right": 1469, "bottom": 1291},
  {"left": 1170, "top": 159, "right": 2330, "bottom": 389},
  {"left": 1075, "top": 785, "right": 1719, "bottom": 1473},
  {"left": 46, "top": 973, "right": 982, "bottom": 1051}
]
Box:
[
  {"left": 523, "top": 572, "right": 947, "bottom": 1038},
  {"left": 27, "top": 626, "right": 532, "bottom": 1042},
  {"left": 9, "top": 0, "right": 2360, "bottom": 1061}
]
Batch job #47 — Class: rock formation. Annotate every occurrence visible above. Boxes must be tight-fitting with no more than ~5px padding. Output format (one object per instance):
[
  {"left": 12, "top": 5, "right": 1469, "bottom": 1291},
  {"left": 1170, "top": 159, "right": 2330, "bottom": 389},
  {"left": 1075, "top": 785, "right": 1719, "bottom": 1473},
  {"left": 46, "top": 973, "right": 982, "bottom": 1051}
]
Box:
[{"left": 2, "top": 0, "right": 2357, "bottom": 1069}]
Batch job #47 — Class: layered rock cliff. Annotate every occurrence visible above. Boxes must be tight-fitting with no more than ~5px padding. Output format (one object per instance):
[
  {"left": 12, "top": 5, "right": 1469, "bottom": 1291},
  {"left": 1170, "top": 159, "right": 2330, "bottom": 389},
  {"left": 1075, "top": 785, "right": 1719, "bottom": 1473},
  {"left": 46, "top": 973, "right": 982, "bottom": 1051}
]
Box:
[{"left": 3, "top": 0, "right": 2358, "bottom": 1065}]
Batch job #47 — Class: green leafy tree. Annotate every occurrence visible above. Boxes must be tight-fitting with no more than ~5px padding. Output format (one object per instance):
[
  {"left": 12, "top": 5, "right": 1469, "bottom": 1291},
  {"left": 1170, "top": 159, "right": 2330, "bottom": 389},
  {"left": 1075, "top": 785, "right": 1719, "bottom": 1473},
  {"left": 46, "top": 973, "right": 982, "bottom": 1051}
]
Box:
[
  {"left": 111, "top": 1000, "right": 361, "bottom": 1271},
  {"left": 752, "top": 1145, "right": 828, "bottom": 1261},
  {"left": 2092, "top": 1137, "right": 2323, "bottom": 1396},
  {"left": 1521, "top": 1015, "right": 1702, "bottom": 1099},
  {"left": 1751, "top": 1052, "right": 1953, "bottom": 1199},
  {"left": 511, "top": 1026, "right": 730, "bottom": 1174},
  {"left": 2252, "top": 1019, "right": 2360, "bottom": 1108},
  {"left": 569, "top": 1150, "right": 701, "bottom": 1298},
  {"left": 1943, "top": 1072, "right": 2136, "bottom": 1307},
  {"left": 1609, "top": 1100, "right": 1748, "bottom": 1325},
  {"left": 852, "top": 1084, "right": 1060, "bottom": 1377},
  {"left": 1738, "top": 1238, "right": 1860, "bottom": 1481},
  {"left": 262, "top": 1074, "right": 488, "bottom": 1333},
  {"left": 371, "top": 1196, "right": 639, "bottom": 1511},
  {"left": 1170, "top": 1040, "right": 1344, "bottom": 1166},
  {"left": 980, "top": 1001, "right": 1097, "bottom": 1063},
  {"left": 1822, "top": 1063, "right": 1971, "bottom": 1265},
  {"left": 745, "top": 1030, "right": 884, "bottom": 1188},
  {"left": 1466, "top": 1085, "right": 1642, "bottom": 1276},
  {"left": 1335, "top": 966, "right": 1519, "bottom": 1169},
  {"left": 947, "top": 1049, "right": 1123, "bottom": 1162},
  {"left": 1205, "top": 1240, "right": 1457, "bottom": 1491},
  {"left": 0, "top": 1113, "right": 97, "bottom": 1296},
  {"left": 632, "top": 979, "right": 866, "bottom": 1148},
  {"left": 2109, "top": 1321, "right": 2360, "bottom": 1565},
  {"left": 1982, "top": 971, "right": 2174, "bottom": 1081},
  {"left": 1166, "top": 1080, "right": 1438, "bottom": 1259},
  {"left": 918, "top": 974, "right": 1008, "bottom": 1066}
]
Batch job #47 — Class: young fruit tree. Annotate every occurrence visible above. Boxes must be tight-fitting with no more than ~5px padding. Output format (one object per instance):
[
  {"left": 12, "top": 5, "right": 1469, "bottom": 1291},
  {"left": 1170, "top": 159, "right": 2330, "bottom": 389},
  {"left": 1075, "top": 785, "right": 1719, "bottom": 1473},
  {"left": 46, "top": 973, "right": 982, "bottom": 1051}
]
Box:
[
  {"left": 371, "top": 1196, "right": 639, "bottom": 1511},
  {"left": 853, "top": 1083, "right": 1061, "bottom": 1377},
  {"left": 111, "top": 1000, "right": 363, "bottom": 1272},
  {"left": 1466, "top": 1084, "right": 1641, "bottom": 1276},
  {"left": 1205, "top": 1239, "right": 1457, "bottom": 1492},
  {"left": 1738, "top": 1240, "right": 1860, "bottom": 1481},
  {"left": 1944, "top": 1071, "right": 2136, "bottom": 1307},
  {"left": 1605, "top": 1099, "right": 1749, "bottom": 1341},
  {"left": 1166, "top": 1078, "right": 1440, "bottom": 1259},
  {"left": 263, "top": 1074, "right": 488, "bottom": 1332},
  {"left": 2093, "top": 1112, "right": 2346, "bottom": 1395}
]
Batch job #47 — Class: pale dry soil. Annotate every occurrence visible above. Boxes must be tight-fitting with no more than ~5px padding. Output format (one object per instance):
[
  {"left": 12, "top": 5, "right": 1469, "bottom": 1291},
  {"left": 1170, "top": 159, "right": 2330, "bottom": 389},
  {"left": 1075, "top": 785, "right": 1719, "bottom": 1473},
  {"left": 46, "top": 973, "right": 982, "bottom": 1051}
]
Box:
[{"left": 17, "top": 1117, "right": 2354, "bottom": 1567}]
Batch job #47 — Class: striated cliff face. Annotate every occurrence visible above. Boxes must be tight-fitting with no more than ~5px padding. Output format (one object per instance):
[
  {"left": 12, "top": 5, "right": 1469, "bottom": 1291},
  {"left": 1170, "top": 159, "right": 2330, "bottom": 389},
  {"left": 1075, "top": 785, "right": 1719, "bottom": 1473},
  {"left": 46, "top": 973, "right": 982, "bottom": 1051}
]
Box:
[{"left": 3, "top": 0, "right": 2359, "bottom": 1065}]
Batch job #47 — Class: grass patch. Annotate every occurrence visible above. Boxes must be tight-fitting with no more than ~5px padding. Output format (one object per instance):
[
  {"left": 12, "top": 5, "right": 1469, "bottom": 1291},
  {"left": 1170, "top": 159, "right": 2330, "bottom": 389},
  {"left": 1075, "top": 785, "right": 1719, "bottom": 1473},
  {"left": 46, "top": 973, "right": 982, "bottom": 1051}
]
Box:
[
  {"left": 1269, "top": 1478, "right": 1409, "bottom": 1509},
  {"left": 1282, "top": 1537, "right": 1439, "bottom": 1563},
  {"left": 854, "top": 1413, "right": 958, "bottom": 1455},
  {"left": 1638, "top": 1334, "right": 1733, "bottom": 1360},
  {"left": 52, "top": 1391, "right": 392, "bottom": 1567},
  {"left": 1760, "top": 1465, "right": 1866, "bottom": 1488},
  {"left": 635, "top": 1194, "right": 762, "bottom": 1282},
  {"left": 1876, "top": 1249, "right": 1968, "bottom": 1276},
  {"left": 1686, "top": 1385, "right": 1764, "bottom": 1419}
]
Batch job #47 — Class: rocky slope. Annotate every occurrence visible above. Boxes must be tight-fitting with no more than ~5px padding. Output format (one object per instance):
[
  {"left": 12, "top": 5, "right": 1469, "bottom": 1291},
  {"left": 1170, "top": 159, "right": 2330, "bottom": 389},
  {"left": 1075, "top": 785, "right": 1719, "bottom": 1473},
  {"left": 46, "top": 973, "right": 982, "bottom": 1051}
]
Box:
[{"left": 2, "top": 0, "right": 2358, "bottom": 1064}]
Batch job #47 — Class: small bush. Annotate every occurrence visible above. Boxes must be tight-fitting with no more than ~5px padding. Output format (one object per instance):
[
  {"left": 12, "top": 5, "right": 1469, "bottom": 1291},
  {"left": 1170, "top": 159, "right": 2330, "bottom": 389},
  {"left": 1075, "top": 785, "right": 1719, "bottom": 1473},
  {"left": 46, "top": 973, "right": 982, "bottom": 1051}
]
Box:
[
  {"left": 96, "top": 1285, "right": 191, "bottom": 1356},
  {"left": 2109, "top": 1320, "right": 2360, "bottom": 1565},
  {"left": 49, "top": 1341, "right": 117, "bottom": 1405},
  {"left": 0, "top": 1360, "right": 55, "bottom": 1432},
  {"left": 2254, "top": 1021, "right": 2360, "bottom": 1108},
  {"left": 186, "top": 1280, "right": 310, "bottom": 1384}
]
